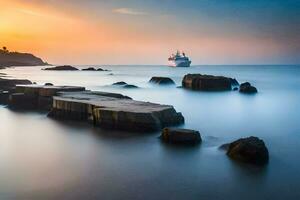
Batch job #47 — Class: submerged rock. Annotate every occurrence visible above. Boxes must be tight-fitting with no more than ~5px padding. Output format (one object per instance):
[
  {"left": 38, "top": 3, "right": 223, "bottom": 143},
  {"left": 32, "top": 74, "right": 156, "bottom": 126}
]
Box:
[
  {"left": 221, "top": 136, "right": 269, "bottom": 165},
  {"left": 239, "top": 82, "right": 257, "bottom": 94},
  {"left": 161, "top": 128, "right": 201, "bottom": 144},
  {"left": 82, "top": 67, "right": 96, "bottom": 71},
  {"left": 43, "top": 65, "right": 79, "bottom": 71},
  {"left": 149, "top": 77, "right": 175, "bottom": 85},
  {"left": 44, "top": 83, "right": 53, "bottom": 86},
  {"left": 182, "top": 74, "right": 235, "bottom": 91}
]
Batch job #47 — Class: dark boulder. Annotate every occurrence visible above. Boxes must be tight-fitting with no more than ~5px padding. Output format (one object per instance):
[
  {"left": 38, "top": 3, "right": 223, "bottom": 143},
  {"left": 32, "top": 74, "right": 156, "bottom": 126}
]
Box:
[
  {"left": 182, "top": 74, "right": 233, "bottom": 91},
  {"left": 82, "top": 67, "right": 96, "bottom": 71},
  {"left": 239, "top": 82, "right": 257, "bottom": 94},
  {"left": 149, "top": 77, "right": 175, "bottom": 85},
  {"left": 161, "top": 128, "right": 201, "bottom": 144},
  {"left": 233, "top": 87, "right": 238, "bottom": 91},
  {"left": 222, "top": 136, "right": 269, "bottom": 165},
  {"left": 44, "top": 83, "right": 53, "bottom": 86},
  {"left": 43, "top": 65, "right": 79, "bottom": 71},
  {"left": 112, "top": 81, "right": 127, "bottom": 86}
]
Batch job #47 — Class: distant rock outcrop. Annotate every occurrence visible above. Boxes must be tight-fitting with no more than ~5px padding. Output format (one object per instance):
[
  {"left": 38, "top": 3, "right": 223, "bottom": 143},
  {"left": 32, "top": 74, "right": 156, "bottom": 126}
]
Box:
[
  {"left": 182, "top": 74, "right": 237, "bottom": 91},
  {"left": 112, "top": 81, "right": 138, "bottom": 88},
  {"left": 43, "top": 65, "right": 79, "bottom": 71},
  {"left": 221, "top": 136, "right": 269, "bottom": 165},
  {"left": 82, "top": 67, "right": 96, "bottom": 71},
  {"left": 0, "top": 47, "right": 47, "bottom": 67},
  {"left": 239, "top": 82, "right": 258, "bottom": 94},
  {"left": 161, "top": 128, "right": 201, "bottom": 144},
  {"left": 149, "top": 77, "right": 175, "bottom": 85}
]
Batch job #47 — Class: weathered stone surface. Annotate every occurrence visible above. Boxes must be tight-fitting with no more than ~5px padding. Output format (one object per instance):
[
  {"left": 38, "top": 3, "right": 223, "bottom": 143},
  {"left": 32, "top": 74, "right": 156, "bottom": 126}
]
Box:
[
  {"left": 0, "top": 78, "right": 32, "bottom": 91},
  {"left": 49, "top": 91, "right": 184, "bottom": 132},
  {"left": 182, "top": 74, "right": 235, "bottom": 91},
  {"left": 8, "top": 93, "right": 37, "bottom": 109},
  {"left": 43, "top": 65, "right": 79, "bottom": 71},
  {"left": 0, "top": 90, "right": 10, "bottom": 104},
  {"left": 10, "top": 85, "right": 85, "bottom": 110},
  {"left": 149, "top": 77, "right": 175, "bottom": 85},
  {"left": 222, "top": 136, "right": 269, "bottom": 165},
  {"left": 82, "top": 67, "right": 96, "bottom": 71},
  {"left": 239, "top": 82, "right": 258, "bottom": 94},
  {"left": 161, "top": 128, "right": 201, "bottom": 144}
]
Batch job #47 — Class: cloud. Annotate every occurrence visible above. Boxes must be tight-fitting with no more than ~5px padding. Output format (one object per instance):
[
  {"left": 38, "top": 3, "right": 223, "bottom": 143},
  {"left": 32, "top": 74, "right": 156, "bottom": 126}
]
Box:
[{"left": 112, "top": 8, "right": 147, "bottom": 15}]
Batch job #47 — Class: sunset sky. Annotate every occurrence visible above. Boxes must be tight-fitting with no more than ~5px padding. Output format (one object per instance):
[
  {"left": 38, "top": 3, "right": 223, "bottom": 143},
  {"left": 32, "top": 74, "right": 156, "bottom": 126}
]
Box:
[{"left": 0, "top": 0, "right": 299, "bottom": 65}]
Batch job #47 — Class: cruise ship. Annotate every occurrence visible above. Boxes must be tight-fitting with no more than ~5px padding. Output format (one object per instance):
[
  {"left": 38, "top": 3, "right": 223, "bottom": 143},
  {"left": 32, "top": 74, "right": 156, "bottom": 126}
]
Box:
[{"left": 168, "top": 51, "right": 191, "bottom": 67}]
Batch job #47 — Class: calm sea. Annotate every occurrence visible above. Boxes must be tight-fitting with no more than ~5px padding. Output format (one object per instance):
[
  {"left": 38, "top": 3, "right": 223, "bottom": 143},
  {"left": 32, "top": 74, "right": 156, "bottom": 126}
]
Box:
[{"left": 0, "top": 65, "right": 300, "bottom": 199}]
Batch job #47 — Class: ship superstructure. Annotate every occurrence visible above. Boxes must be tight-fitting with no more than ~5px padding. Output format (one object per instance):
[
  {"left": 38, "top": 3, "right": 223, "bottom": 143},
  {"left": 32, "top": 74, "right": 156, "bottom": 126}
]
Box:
[{"left": 168, "top": 51, "right": 191, "bottom": 67}]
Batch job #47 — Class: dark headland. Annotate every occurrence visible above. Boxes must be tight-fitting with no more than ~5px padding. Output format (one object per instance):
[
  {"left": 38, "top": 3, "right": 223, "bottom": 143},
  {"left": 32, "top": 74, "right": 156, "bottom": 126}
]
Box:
[{"left": 0, "top": 47, "right": 48, "bottom": 67}]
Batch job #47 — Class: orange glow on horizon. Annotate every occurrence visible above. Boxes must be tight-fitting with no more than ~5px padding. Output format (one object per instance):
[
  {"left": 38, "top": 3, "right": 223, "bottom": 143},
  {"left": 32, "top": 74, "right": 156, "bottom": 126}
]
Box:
[{"left": 0, "top": 0, "right": 286, "bottom": 64}]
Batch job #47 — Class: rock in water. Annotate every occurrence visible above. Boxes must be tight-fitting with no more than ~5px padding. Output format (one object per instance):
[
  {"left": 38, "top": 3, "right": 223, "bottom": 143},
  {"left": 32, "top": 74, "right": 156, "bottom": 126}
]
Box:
[
  {"left": 161, "top": 128, "right": 201, "bottom": 144},
  {"left": 149, "top": 77, "right": 175, "bottom": 85},
  {"left": 182, "top": 74, "right": 234, "bottom": 91},
  {"left": 44, "top": 83, "right": 53, "bottom": 86},
  {"left": 82, "top": 67, "right": 96, "bottom": 71},
  {"left": 123, "top": 84, "right": 138, "bottom": 88},
  {"left": 49, "top": 91, "right": 184, "bottom": 132},
  {"left": 239, "top": 82, "right": 258, "bottom": 94},
  {"left": 112, "top": 81, "right": 127, "bottom": 86},
  {"left": 222, "top": 136, "right": 269, "bottom": 165},
  {"left": 43, "top": 65, "right": 79, "bottom": 71}
]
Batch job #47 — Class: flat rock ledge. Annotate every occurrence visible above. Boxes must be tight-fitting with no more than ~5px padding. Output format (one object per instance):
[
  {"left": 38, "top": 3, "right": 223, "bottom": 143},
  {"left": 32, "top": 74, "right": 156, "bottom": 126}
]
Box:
[
  {"left": 149, "top": 77, "right": 175, "bottom": 85},
  {"left": 8, "top": 85, "right": 85, "bottom": 110},
  {"left": 161, "top": 128, "right": 201, "bottom": 144},
  {"left": 49, "top": 91, "right": 184, "bottom": 132},
  {"left": 182, "top": 74, "right": 238, "bottom": 91},
  {"left": 43, "top": 65, "right": 79, "bottom": 71},
  {"left": 221, "top": 136, "right": 269, "bottom": 165}
]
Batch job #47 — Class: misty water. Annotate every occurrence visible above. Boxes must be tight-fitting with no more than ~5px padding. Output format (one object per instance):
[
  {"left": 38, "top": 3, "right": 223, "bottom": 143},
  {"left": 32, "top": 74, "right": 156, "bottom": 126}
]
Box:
[{"left": 1, "top": 65, "right": 300, "bottom": 199}]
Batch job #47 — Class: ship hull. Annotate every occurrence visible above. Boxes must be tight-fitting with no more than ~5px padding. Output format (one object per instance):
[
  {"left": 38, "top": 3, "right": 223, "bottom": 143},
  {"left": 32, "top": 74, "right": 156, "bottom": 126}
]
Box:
[{"left": 169, "top": 60, "right": 191, "bottom": 67}]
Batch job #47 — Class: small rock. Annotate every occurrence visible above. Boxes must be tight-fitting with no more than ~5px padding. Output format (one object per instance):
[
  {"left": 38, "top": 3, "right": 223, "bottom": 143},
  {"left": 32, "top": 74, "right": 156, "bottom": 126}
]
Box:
[
  {"left": 43, "top": 65, "right": 79, "bottom": 71},
  {"left": 221, "top": 136, "right": 269, "bottom": 165},
  {"left": 44, "top": 83, "right": 53, "bottom": 86},
  {"left": 123, "top": 84, "right": 138, "bottom": 88},
  {"left": 150, "top": 77, "right": 175, "bottom": 85},
  {"left": 112, "top": 81, "right": 127, "bottom": 86},
  {"left": 82, "top": 67, "right": 96, "bottom": 71},
  {"left": 161, "top": 128, "right": 201, "bottom": 144},
  {"left": 239, "top": 82, "right": 257, "bottom": 94},
  {"left": 233, "top": 87, "right": 238, "bottom": 91}
]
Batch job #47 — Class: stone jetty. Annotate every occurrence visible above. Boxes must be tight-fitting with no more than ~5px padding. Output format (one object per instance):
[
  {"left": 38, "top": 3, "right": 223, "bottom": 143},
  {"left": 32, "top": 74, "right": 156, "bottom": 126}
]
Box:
[
  {"left": 182, "top": 74, "right": 238, "bottom": 91},
  {"left": 49, "top": 91, "right": 184, "bottom": 131}
]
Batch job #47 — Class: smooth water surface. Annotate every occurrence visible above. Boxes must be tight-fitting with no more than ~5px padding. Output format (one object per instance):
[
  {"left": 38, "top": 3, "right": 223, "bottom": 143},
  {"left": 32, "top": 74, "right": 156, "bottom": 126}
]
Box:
[{"left": 1, "top": 65, "right": 300, "bottom": 199}]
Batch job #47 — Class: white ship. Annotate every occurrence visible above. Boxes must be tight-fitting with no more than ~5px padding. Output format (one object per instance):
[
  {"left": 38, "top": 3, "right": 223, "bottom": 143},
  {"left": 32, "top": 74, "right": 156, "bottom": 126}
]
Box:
[{"left": 168, "top": 50, "right": 191, "bottom": 67}]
